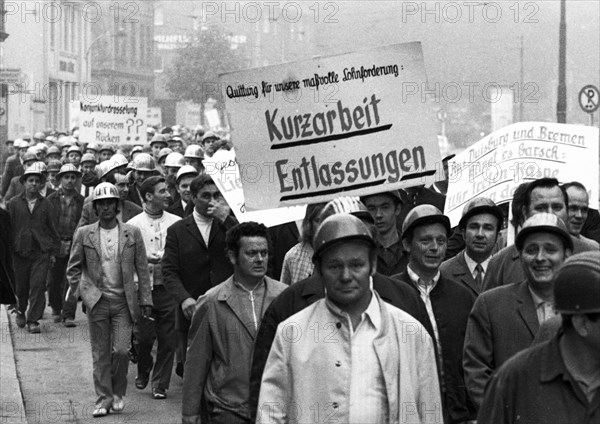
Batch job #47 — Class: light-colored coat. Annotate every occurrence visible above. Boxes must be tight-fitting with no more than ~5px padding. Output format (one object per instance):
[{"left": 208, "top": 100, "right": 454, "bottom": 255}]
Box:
[
  {"left": 257, "top": 292, "right": 443, "bottom": 424},
  {"left": 66, "top": 221, "right": 153, "bottom": 323}
]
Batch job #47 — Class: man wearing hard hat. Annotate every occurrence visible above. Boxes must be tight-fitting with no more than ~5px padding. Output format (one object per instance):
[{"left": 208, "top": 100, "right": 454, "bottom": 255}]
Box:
[
  {"left": 7, "top": 162, "right": 60, "bottom": 334},
  {"left": 66, "top": 182, "right": 153, "bottom": 417},
  {"left": 478, "top": 251, "right": 600, "bottom": 423},
  {"left": 47, "top": 164, "right": 84, "bottom": 327},
  {"left": 464, "top": 213, "right": 574, "bottom": 409},
  {"left": 257, "top": 213, "right": 442, "bottom": 424}
]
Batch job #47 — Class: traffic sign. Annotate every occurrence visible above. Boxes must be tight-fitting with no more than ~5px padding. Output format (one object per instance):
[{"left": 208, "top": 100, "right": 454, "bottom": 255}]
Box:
[{"left": 579, "top": 85, "right": 600, "bottom": 114}]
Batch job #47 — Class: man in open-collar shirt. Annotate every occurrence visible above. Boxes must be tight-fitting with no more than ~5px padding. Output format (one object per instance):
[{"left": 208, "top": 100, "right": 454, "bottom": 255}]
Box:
[{"left": 258, "top": 214, "right": 441, "bottom": 424}]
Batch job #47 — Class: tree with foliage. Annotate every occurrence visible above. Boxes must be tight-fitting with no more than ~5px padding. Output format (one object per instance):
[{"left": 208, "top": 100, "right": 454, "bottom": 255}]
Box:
[{"left": 165, "top": 26, "right": 245, "bottom": 107}]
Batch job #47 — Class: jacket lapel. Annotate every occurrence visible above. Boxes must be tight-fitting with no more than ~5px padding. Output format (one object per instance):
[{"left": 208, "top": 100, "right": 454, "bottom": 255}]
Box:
[
  {"left": 456, "top": 251, "right": 480, "bottom": 294},
  {"left": 87, "top": 224, "right": 102, "bottom": 255},
  {"left": 185, "top": 217, "right": 207, "bottom": 249},
  {"left": 516, "top": 281, "right": 539, "bottom": 336},
  {"left": 219, "top": 278, "right": 256, "bottom": 338},
  {"left": 118, "top": 224, "right": 130, "bottom": 257}
]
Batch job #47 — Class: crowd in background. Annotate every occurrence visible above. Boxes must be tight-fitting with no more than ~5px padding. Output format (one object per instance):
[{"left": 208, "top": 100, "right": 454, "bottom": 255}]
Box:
[{"left": 0, "top": 125, "right": 599, "bottom": 423}]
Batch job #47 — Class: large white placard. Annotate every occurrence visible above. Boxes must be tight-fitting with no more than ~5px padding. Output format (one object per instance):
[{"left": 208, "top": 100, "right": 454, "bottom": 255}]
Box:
[
  {"left": 78, "top": 96, "right": 147, "bottom": 145},
  {"left": 222, "top": 42, "right": 443, "bottom": 210},
  {"left": 445, "top": 122, "right": 600, "bottom": 226},
  {"left": 203, "top": 149, "right": 306, "bottom": 227}
]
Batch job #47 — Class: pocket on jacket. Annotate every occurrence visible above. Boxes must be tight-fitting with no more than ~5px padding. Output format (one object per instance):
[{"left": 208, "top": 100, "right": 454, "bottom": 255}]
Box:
[{"left": 83, "top": 245, "right": 100, "bottom": 262}]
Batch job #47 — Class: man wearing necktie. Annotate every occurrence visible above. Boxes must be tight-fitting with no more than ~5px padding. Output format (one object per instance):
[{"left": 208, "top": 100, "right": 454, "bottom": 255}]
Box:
[
  {"left": 441, "top": 197, "right": 504, "bottom": 296},
  {"left": 463, "top": 213, "right": 573, "bottom": 410}
]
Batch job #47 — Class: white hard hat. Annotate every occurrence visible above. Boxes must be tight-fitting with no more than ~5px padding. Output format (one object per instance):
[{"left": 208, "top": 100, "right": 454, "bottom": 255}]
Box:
[
  {"left": 164, "top": 152, "right": 185, "bottom": 168},
  {"left": 176, "top": 165, "right": 199, "bottom": 182},
  {"left": 93, "top": 182, "right": 120, "bottom": 201}
]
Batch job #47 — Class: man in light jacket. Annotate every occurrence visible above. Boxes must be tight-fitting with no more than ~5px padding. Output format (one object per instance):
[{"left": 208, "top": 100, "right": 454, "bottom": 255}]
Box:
[
  {"left": 257, "top": 214, "right": 442, "bottom": 424},
  {"left": 67, "top": 182, "right": 153, "bottom": 417}
]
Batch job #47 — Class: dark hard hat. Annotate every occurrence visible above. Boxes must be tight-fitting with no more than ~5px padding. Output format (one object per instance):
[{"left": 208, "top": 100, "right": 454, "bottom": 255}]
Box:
[
  {"left": 459, "top": 197, "right": 504, "bottom": 230},
  {"left": 402, "top": 204, "right": 451, "bottom": 240},
  {"left": 312, "top": 213, "right": 375, "bottom": 261},
  {"left": 361, "top": 190, "right": 403, "bottom": 206},
  {"left": 554, "top": 251, "right": 600, "bottom": 314},
  {"left": 515, "top": 213, "right": 573, "bottom": 251}
]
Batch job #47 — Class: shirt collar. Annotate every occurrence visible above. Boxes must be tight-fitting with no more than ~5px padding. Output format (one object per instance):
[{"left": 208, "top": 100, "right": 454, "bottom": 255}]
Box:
[
  {"left": 528, "top": 286, "right": 552, "bottom": 308},
  {"left": 406, "top": 265, "right": 440, "bottom": 288},
  {"left": 324, "top": 277, "right": 381, "bottom": 331},
  {"left": 463, "top": 251, "right": 491, "bottom": 275},
  {"left": 193, "top": 209, "right": 212, "bottom": 224}
]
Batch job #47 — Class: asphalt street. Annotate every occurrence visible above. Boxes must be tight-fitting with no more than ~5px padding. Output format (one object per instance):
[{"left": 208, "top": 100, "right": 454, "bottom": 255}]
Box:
[{"left": 1, "top": 303, "right": 183, "bottom": 424}]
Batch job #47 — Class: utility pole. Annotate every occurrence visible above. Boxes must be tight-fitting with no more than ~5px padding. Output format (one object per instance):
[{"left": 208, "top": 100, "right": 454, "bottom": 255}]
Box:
[
  {"left": 519, "top": 35, "right": 524, "bottom": 122},
  {"left": 557, "top": 0, "right": 567, "bottom": 123}
]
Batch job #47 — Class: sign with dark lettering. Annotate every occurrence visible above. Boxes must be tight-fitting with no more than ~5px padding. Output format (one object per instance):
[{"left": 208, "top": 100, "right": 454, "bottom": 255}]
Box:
[
  {"left": 78, "top": 95, "right": 148, "bottom": 145},
  {"left": 445, "top": 122, "right": 599, "bottom": 227},
  {"left": 221, "top": 42, "right": 442, "bottom": 210}
]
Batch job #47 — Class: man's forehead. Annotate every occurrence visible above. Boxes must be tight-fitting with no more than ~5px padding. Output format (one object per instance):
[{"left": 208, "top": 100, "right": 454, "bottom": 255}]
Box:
[
  {"left": 530, "top": 186, "right": 563, "bottom": 201},
  {"left": 413, "top": 223, "right": 447, "bottom": 236},
  {"left": 198, "top": 184, "right": 218, "bottom": 194},
  {"left": 240, "top": 236, "right": 268, "bottom": 247},
  {"left": 566, "top": 186, "right": 589, "bottom": 202}
]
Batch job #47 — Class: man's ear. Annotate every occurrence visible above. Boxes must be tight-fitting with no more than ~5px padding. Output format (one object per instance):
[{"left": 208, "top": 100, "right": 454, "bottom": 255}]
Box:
[
  {"left": 226, "top": 249, "right": 237, "bottom": 266},
  {"left": 571, "top": 314, "right": 588, "bottom": 338},
  {"left": 402, "top": 238, "right": 411, "bottom": 253}
]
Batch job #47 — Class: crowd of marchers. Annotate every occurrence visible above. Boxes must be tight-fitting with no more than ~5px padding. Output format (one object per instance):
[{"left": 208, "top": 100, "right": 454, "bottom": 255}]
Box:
[{"left": 1, "top": 127, "right": 599, "bottom": 424}]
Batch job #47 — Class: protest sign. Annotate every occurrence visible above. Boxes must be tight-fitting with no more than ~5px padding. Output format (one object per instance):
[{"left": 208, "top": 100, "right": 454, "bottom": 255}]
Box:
[
  {"left": 78, "top": 95, "right": 147, "bottom": 145},
  {"left": 203, "top": 149, "right": 306, "bottom": 227},
  {"left": 445, "top": 122, "right": 600, "bottom": 226},
  {"left": 222, "top": 42, "right": 442, "bottom": 210},
  {"left": 147, "top": 107, "right": 162, "bottom": 127}
]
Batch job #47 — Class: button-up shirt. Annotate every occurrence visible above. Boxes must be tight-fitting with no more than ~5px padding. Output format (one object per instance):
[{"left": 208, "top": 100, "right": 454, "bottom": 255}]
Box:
[
  {"left": 464, "top": 252, "right": 491, "bottom": 281},
  {"left": 325, "top": 285, "right": 388, "bottom": 423},
  {"left": 280, "top": 241, "right": 314, "bottom": 285},
  {"left": 407, "top": 265, "right": 442, "bottom": 353},
  {"left": 528, "top": 287, "right": 558, "bottom": 324},
  {"left": 128, "top": 210, "right": 181, "bottom": 287}
]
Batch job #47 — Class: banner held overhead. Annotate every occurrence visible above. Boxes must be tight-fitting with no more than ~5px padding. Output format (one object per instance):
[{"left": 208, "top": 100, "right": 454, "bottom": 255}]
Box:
[
  {"left": 222, "top": 42, "right": 442, "bottom": 210},
  {"left": 444, "top": 121, "right": 599, "bottom": 227}
]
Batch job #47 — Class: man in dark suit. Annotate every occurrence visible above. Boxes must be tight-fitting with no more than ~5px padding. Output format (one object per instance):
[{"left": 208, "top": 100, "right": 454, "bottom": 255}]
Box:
[
  {"left": 162, "top": 174, "right": 237, "bottom": 375},
  {"left": 1, "top": 139, "right": 28, "bottom": 198},
  {"left": 440, "top": 197, "right": 503, "bottom": 295},
  {"left": 463, "top": 213, "right": 573, "bottom": 408},
  {"left": 266, "top": 221, "right": 299, "bottom": 280},
  {"left": 0, "top": 207, "right": 16, "bottom": 305},
  {"left": 392, "top": 205, "right": 476, "bottom": 424}
]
